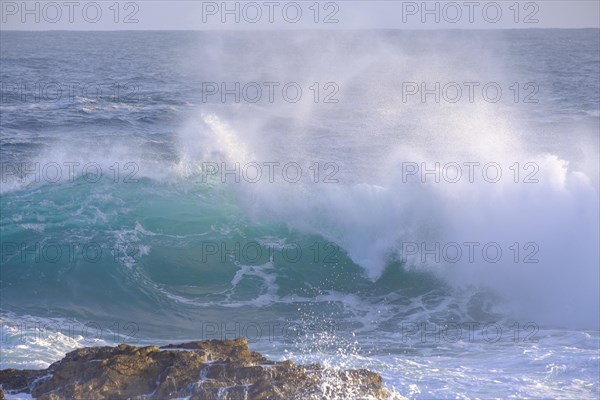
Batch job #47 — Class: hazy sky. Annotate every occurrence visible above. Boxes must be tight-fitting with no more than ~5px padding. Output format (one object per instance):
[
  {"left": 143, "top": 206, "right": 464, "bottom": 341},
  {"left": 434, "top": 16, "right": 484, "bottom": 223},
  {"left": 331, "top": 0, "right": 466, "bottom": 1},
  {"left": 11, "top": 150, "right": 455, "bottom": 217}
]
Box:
[{"left": 1, "top": 1, "right": 599, "bottom": 30}]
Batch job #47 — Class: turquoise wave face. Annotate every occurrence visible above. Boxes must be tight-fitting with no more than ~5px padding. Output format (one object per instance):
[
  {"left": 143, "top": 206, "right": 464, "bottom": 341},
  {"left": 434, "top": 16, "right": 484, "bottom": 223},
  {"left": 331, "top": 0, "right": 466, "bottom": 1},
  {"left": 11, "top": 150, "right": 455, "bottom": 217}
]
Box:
[
  {"left": 0, "top": 174, "right": 438, "bottom": 315},
  {"left": 2, "top": 173, "right": 469, "bottom": 363}
]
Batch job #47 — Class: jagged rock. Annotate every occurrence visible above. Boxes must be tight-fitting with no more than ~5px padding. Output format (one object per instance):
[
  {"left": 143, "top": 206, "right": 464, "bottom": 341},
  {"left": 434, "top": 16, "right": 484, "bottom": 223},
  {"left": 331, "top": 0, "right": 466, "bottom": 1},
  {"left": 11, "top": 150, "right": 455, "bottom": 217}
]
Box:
[{"left": 0, "top": 338, "right": 393, "bottom": 400}]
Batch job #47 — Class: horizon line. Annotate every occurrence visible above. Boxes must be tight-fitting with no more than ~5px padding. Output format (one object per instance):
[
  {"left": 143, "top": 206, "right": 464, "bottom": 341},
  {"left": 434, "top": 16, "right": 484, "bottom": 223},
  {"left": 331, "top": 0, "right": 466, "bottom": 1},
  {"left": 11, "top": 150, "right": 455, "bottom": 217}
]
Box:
[{"left": 2, "top": 27, "right": 599, "bottom": 32}]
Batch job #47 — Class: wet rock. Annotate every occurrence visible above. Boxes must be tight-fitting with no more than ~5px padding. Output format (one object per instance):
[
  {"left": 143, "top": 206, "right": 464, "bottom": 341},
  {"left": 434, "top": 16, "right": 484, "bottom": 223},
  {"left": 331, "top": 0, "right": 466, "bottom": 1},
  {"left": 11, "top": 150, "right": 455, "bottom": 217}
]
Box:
[{"left": 0, "top": 338, "right": 393, "bottom": 399}]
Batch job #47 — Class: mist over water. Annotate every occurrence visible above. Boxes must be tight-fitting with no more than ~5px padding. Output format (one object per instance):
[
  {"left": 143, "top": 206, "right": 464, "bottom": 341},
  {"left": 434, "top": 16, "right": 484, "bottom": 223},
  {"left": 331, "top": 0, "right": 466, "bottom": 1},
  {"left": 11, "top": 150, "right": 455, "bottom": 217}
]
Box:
[
  {"left": 174, "top": 30, "right": 600, "bottom": 329},
  {"left": 1, "top": 29, "right": 599, "bottom": 398}
]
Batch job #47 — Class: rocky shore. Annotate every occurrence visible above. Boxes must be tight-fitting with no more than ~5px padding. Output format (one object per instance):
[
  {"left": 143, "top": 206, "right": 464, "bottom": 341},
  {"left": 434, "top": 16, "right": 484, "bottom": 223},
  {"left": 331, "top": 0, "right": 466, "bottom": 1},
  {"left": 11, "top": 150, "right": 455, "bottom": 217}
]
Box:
[{"left": 0, "top": 338, "right": 395, "bottom": 399}]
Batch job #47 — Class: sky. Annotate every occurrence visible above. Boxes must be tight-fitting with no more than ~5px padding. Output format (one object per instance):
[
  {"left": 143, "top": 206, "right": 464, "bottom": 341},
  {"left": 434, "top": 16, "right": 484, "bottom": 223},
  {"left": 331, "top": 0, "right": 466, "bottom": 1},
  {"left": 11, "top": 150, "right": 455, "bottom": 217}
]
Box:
[{"left": 1, "top": 1, "right": 599, "bottom": 30}]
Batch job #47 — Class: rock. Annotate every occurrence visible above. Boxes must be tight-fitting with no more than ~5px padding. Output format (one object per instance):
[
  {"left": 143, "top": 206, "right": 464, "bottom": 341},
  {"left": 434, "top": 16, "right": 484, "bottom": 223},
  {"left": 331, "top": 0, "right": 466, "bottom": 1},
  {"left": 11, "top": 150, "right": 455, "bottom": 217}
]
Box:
[{"left": 0, "top": 338, "right": 394, "bottom": 400}]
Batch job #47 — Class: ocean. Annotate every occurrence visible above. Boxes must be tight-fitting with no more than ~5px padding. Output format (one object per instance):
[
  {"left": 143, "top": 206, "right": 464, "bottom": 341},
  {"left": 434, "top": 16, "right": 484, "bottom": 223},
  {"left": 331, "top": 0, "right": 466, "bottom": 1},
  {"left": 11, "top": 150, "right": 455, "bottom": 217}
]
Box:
[{"left": 1, "top": 29, "right": 599, "bottom": 399}]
